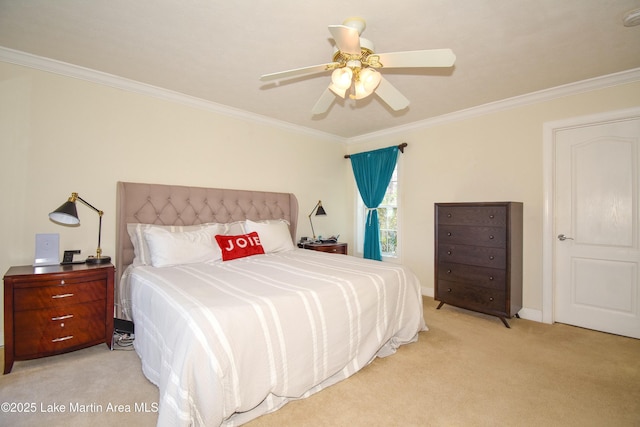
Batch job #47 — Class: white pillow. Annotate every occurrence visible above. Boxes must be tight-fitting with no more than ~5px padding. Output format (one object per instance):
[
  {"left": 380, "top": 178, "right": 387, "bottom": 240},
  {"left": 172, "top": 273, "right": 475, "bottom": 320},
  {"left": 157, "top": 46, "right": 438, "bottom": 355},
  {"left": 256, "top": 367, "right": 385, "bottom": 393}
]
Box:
[
  {"left": 127, "top": 223, "right": 216, "bottom": 266},
  {"left": 244, "top": 219, "right": 294, "bottom": 253},
  {"left": 142, "top": 224, "right": 225, "bottom": 267}
]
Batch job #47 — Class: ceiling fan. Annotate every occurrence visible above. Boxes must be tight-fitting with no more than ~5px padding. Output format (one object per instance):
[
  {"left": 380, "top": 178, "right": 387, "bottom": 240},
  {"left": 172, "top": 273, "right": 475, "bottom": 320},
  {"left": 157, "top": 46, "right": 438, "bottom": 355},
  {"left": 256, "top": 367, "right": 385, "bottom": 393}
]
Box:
[{"left": 260, "top": 17, "right": 456, "bottom": 115}]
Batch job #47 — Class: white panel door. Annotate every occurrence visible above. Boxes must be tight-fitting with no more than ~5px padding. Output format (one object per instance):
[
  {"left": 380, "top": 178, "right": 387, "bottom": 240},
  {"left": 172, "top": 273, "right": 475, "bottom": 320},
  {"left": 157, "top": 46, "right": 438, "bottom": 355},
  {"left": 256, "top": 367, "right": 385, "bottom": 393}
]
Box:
[{"left": 554, "top": 116, "right": 640, "bottom": 338}]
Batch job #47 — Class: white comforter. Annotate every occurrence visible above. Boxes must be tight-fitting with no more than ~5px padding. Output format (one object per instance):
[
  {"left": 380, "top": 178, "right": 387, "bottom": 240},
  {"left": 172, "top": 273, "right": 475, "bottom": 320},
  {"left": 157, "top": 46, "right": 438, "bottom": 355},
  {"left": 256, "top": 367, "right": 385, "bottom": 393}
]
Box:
[{"left": 129, "top": 249, "right": 426, "bottom": 426}]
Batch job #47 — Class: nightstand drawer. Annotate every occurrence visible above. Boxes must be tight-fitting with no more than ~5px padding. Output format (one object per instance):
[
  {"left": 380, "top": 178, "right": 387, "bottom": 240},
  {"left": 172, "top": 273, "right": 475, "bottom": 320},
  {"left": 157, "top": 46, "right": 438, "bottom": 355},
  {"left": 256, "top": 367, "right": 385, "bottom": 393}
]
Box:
[
  {"left": 301, "top": 242, "right": 348, "bottom": 254},
  {"left": 14, "top": 280, "right": 106, "bottom": 311},
  {"left": 14, "top": 300, "right": 106, "bottom": 357}
]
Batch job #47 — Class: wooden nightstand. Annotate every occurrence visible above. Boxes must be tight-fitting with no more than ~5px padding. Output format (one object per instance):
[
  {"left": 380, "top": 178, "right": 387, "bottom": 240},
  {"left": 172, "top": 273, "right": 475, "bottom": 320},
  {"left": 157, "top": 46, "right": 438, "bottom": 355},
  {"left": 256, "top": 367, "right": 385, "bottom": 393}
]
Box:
[
  {"left": 299, "top": 242, "right": 348, "bottom": 255},
  {"left": 3, "top": 263, "right": 114, "bottom": 374}
]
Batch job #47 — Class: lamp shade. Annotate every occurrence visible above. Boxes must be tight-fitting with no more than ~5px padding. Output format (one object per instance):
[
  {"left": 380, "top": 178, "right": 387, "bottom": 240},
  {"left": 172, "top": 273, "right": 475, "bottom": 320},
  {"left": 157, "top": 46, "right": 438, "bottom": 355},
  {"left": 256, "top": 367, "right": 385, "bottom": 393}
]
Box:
[
  {"left": 48, "top": 192, "right": 111, "bottom": 264},
  {"left": 49, "top": 201, "right": 80, "bottom": 225},
  {"left": 315, "top": 204, "right": 327, "bottom": 216}
]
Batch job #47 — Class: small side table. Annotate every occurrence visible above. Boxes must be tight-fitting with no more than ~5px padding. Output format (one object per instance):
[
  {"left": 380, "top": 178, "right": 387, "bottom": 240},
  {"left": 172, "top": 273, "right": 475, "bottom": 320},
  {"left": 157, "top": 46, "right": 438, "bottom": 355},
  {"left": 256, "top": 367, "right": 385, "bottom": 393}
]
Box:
[
  {"left": 299, "top": 242, "right": 348, "bottom": 255},
  {"left": 3, "top": 263, "right": 114, "bottom": 374}
]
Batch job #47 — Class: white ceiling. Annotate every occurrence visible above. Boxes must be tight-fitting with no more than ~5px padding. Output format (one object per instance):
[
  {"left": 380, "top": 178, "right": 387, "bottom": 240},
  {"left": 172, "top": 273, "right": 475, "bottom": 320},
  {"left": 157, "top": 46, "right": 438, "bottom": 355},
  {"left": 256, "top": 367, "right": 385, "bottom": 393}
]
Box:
[{"left": 1, "top": 0, "right": 639, "bottom": 139}]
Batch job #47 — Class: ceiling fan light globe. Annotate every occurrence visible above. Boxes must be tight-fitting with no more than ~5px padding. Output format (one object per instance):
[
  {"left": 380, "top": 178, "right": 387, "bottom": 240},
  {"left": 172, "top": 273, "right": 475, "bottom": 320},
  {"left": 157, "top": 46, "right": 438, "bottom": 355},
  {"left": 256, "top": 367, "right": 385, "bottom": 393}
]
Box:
[
  {"left": 354, "top": 80, "right": 374, "bottom": 100},
  {"left": 360, "top": 68, "right": 381, "bottom": 92},
  {"left": 331, "top": 67, "right": 353, "bottom": 90}
]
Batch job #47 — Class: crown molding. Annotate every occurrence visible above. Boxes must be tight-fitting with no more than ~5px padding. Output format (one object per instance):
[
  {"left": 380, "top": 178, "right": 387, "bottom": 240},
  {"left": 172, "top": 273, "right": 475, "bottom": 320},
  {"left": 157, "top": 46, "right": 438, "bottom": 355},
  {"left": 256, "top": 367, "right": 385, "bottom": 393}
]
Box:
[
  {"left": 347, "top": 67, "right": 640, "bottom": 144},
  {"left": 0, "top": 46, "right": 342, "bottom": 143},
  {"left": 1, "top": 46, "right": 637, "bottom": 145}
]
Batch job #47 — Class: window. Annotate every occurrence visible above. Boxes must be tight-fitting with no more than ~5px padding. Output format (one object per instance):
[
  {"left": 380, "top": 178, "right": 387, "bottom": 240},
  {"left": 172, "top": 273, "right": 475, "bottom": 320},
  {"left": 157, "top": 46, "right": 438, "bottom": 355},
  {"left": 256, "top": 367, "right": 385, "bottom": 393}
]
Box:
[{"left": 355, "top": 164, "right": 399, "bottom": 259}]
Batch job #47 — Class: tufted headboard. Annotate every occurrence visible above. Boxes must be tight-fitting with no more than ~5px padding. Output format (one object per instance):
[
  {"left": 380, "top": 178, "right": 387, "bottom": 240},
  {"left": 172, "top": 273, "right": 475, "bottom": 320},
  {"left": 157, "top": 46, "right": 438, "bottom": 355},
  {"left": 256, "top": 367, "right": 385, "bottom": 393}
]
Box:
[{"left": 115, "top": 181, "right": 299, "bottom": 287}]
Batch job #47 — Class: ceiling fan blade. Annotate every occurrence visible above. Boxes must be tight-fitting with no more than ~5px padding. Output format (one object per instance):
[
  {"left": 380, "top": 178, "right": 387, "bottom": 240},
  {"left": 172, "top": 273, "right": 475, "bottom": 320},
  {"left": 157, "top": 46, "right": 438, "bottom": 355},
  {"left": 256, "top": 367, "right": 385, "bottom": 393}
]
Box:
[
  {"left": 374, "top": 77, "right": 410, "bottom": 111},
  {"left": 328, "top": 25, "right": 361, "bottom": 55},
  {"left": 374, "top": 49, "right": 456, "bottom": 68},
  {"left": 311, "top": 88, "right": 336, "bottom": 115},
  {"left": 260, "top": 62, "right": 339, "bottom": 82}
]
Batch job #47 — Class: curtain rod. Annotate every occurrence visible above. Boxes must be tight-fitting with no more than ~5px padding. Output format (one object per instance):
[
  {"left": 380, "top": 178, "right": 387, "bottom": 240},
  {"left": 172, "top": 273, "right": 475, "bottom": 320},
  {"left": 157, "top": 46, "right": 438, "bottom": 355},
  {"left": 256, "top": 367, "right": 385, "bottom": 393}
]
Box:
[{"left": 344, "top": 142, "right": 408, "bottom": 159}]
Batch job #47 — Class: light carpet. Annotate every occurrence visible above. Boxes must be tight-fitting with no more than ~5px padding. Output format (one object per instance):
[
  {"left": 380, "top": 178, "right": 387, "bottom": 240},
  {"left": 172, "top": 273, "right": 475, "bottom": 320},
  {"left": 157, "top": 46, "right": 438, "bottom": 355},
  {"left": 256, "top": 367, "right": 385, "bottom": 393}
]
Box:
[{"left": 1, "top": 297, "right": 638, "bottom": 426}]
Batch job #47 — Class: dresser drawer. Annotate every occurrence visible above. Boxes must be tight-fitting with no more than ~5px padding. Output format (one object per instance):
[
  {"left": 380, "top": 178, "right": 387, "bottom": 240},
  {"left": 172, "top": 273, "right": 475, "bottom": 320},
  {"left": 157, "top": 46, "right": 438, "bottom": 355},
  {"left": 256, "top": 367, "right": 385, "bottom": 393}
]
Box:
[
  {"left": 14, "top": 300, "right": 106, "bottom": 357},
  {"left": 14, "top": 280, "right": 106, "bottom": 311},
  {"left": 437, "top": 280, "right": 506, "bottom": 314},
  {"left": 438, "top": 225, "right": 506, "bottom": 248},
  {"left": 438, "top": 262, "right": 505, "bottom": 290},
  {"left": 437, "top": 206, "right": 507, "bottom": 226},
  {"left": 438, "top": 244, "right": 506, "bottom": 269}
]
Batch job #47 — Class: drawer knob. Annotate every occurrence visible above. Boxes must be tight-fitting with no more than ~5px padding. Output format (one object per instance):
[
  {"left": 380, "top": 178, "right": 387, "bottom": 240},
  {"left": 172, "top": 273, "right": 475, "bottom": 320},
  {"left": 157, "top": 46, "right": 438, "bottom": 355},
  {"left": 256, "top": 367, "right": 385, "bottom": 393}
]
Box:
[
  {"left": 447, "top": 269, "right": 452, "bottom": 274},
  {"left": 60, "top": 280, "right": 65, "bottom": 285},
  {"left": 447, "top": 251, "right": 452, "bottom": 255},
  {"left": 489, "top": 256, "right": 495, "bottom": 260},
  {"left": 489, "top": 235, "right": 494, "bottom": 240},
  {"left": 489, "top": 215, "right": 494, "bottom": 219},
  {"left": 447, "top": 213, "right": 452, "bottom": 218},
  {"left": 447, "top": 232, "right": 452, "bottom": 236},
  {"left": 489, "top": 297, "right": 494, "bottom": 301},
  {"left": 489, "top": 276, "right": 494, "bottom": 281},
  {"left": 447, "top": 288, "right": 452, "bottom": 293}
]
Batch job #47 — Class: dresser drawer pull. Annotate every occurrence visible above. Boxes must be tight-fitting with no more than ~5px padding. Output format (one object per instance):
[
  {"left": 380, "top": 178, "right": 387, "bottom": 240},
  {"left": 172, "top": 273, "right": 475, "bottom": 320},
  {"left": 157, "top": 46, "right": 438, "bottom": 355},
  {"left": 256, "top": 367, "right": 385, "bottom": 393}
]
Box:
[
  {"left": 51, "top": 293, "right": 74, "bottom": 299},
  {"left": 447, "top": 213, "right": 452, "bottom": 218},
  {"left": 489, "top": 256, "right": 495, "bottom": 260},
  {"left": 489, "top": 276, "right": 494, "bottom": 280},
  {"left": 489, "top": 297, "right": 494, "bottom": 301},
  {"left": 51, "top": 335, "right": 74, "bottom": 343},
  {"left": 447, "top": 269, "right": 452, "bottom": 274},
  {"left": 447, "top": 288, "right": 452, "bottom": 292},
  {"left": 51, "top": 314, "right": 74, "bottom": 321},
  {"left": 489, "top": 215, "right": 495, "bottom": 219},
  {"left": 447, "top": 251, "right": 452, "bottom": 255},
  {"left": 60, "top": 280, "right": 65, "bottom": 285},
  {"left": 489, "top": 235, "right": 494, "bottom": 240},
  {"left": 447, "top": 232, "right": 452, "bottom": 236}
]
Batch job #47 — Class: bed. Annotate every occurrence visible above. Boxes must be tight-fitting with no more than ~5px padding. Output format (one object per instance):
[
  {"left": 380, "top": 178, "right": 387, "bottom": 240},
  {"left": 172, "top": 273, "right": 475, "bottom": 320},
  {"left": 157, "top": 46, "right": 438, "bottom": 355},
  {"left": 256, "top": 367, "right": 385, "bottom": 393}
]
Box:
[{"left": 115, "top": 181, "right": 426, "bottom": 426}]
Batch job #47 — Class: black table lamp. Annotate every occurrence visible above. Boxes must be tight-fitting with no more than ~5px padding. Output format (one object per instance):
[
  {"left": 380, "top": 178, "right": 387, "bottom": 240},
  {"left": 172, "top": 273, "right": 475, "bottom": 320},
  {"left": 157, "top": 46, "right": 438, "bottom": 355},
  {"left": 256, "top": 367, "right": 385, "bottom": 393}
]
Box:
[
  {"left": 49, "top": 192, "right": 111, "bottom": 265},
  {"left": 308, "top": 200, "right": 327, "bottom": 240}
]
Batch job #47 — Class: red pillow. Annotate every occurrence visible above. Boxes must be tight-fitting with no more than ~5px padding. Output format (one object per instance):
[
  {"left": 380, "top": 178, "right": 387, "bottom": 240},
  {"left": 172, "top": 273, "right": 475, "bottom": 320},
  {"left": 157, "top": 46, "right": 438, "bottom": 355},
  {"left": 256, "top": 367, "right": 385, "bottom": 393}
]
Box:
[{"left": 215, "top": 232, "right": 265, "bottom": 261}]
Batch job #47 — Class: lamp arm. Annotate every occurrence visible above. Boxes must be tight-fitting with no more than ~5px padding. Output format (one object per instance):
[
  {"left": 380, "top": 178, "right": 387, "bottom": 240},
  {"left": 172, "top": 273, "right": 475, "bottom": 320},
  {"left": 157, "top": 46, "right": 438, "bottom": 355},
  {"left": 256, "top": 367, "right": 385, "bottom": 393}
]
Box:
[
  {"left": 75, "top": 194, "right": 104, "bottom": 258},
  {"left": 308, "top": 200, "right": 322, "bottom": 240},
  {"left": 75, "top": 194, "right": 103, "bottom": 216}
]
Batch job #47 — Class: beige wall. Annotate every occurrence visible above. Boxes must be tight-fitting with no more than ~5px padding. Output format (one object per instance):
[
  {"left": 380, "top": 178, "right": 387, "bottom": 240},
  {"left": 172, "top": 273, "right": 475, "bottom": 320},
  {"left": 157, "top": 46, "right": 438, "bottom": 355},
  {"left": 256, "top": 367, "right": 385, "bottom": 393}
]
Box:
[
  {"left": 1, "top": 59, "right": 639, "bottom": 346},
  {"left": 0, "top": 62, "right": 351, "bottom": 346},
  {"left": 347, "top": 80, "right": 640, "bottom": 318}
]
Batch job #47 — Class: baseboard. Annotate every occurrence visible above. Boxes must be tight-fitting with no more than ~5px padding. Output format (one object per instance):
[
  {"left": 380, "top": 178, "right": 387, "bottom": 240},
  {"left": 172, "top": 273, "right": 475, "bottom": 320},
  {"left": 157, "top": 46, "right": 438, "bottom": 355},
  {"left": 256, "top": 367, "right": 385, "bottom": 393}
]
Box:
[{"left": 517, "top": 307, "right": 543, "bottom": 323}]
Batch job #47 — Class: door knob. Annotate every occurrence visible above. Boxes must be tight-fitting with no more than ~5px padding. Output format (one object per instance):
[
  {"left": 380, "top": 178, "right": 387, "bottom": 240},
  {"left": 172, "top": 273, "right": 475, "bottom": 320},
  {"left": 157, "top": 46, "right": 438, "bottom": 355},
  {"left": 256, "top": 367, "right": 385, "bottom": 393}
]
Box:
[{"left": 557, "top": 234, "right": 574, "bottom": 241}]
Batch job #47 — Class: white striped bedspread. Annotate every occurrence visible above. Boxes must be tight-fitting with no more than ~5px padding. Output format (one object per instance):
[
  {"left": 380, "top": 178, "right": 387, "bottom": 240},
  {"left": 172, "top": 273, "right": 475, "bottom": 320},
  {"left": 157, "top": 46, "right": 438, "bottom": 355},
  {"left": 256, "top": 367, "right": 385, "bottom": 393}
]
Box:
[{"left": 130, "top": 248, "right": 427, "bottom": 426}]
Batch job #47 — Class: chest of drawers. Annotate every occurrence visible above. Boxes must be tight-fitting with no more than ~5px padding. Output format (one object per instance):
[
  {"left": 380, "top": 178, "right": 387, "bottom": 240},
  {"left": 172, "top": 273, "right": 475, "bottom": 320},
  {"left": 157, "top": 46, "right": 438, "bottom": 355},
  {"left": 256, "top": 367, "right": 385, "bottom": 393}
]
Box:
[
  {"left": 3, "top": 263, "right": 114, "bottom": 373},
  {"left": 434, "top": 202, "right": 523, "bottom": 327}
]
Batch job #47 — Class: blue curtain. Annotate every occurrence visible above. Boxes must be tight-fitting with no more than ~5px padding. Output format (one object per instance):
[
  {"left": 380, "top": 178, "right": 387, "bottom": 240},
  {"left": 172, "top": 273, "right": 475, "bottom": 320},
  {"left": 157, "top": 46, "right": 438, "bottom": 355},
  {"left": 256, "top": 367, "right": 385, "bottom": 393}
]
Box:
[{"left": 350, "top": 146, "right": 399, "bottom": 261}]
